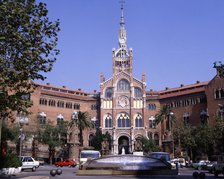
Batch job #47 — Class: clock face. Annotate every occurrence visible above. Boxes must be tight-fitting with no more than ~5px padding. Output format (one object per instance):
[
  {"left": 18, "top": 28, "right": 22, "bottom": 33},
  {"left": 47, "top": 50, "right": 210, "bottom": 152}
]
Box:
[{"left": 117, "top": 96, "right": 129, "bottom": 108}]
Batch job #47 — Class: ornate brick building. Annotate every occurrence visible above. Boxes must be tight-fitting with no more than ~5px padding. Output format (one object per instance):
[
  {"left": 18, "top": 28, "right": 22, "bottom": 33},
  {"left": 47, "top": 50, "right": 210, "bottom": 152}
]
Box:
[{"left": 10, "top": 2, "right": 224, "bottom": 161}]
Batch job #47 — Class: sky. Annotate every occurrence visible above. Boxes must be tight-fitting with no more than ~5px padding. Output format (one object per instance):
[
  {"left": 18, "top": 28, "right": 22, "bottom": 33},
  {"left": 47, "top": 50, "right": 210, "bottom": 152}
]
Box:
[{"left": 36, "top": 0, "right": 224, "bottom": 92}]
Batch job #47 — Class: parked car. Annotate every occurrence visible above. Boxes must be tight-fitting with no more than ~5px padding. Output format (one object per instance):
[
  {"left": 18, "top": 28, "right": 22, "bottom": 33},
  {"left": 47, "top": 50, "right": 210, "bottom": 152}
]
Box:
[
  {"left": 147, "top": 152, "right": 175, "bottom": 169},
  {"left": 148, "top": 152, "right": 171, "bottom": 162},
  {"left": 20, "top": 156, "right": 39, "bottom": 171},
  {"left": 192, "top": 160, "right": 210, "bottom": 170},
  {"left": 35, "top": 158, "right": 45, "bottom": 166},
  {"left": 54, "top": 159, "right": 77, "bottom": 167},
  {"left": 171, "top": 158, "right": 186, "bottom": 168},
  {"left": 206, "top": 161, "right": 217, "bottom": 173},
  {"left": 213, "top": 154, "right": 224, "bottom": 177}
]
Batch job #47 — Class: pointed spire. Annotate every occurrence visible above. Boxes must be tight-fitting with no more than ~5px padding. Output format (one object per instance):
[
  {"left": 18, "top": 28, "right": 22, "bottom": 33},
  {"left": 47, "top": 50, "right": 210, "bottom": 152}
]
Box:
[
  {"left": 120, "top": 0, "right": 125, "bottom": 27},
  {"left": 119, "top": 0, "right": 127, "bottom": 48}
]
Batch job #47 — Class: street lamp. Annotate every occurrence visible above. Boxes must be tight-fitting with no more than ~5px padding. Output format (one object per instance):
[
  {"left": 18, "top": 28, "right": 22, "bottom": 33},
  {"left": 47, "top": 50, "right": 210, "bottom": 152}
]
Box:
[
  {"left": 17, "top": 112, "right": 28, "bottom": 158},
  {"left": 167, "top": 111, "right": 175, "bottom": 158}
]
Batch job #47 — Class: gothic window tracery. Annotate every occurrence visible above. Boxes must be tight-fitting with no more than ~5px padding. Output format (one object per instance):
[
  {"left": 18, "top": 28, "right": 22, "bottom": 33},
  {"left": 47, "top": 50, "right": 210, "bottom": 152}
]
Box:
[
  {"left": 105, "top": 87, "right": 113, "bottom": 99},
  {"left": 135, "top": 113, "right": 143, "bottom": 128},
  {"left": 117, "top": 79, "right": 130, "bottom": 91},
  {"left": 105, "top": 114, "right": 113, "bottom": 128},
  {"left": 117, "top": 113, "right": 130, "bottom": 128},
  {"left": 134, "top": 87, "right": 142, "bottom": 98},
  {"left": 154, "top": 133, "right": 159, "bottom": 146}
]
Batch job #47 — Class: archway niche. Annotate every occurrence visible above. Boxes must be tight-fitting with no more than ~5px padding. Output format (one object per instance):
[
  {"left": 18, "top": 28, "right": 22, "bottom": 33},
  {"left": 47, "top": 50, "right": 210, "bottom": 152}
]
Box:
[{"left": 118, "top": 136, "right": 129, "bottom": 154}]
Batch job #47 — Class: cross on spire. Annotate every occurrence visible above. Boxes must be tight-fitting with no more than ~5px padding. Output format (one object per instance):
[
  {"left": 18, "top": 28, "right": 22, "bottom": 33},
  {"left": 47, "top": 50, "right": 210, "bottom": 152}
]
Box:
[
  {"left": 120, "top": 0, "right": 125, "bottom": 10},
  {"left": 119, "top": 0, "right": 125, "bottom": 26}
]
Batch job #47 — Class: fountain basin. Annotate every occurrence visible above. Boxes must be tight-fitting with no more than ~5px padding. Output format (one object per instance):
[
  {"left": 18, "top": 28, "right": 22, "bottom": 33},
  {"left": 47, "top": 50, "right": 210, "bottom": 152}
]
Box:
[{"left": 76, "top": 154, "right": 178, "bottom": 176}]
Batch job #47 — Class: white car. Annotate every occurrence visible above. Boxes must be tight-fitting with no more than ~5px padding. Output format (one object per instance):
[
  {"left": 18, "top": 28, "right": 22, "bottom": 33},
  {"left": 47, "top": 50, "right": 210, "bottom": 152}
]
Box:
[
  {"left": 20, "top": 156, "right": 39, "bottom": 171},
  {"left": 171, "top": 158, "right": 186, "bottom": 168}
]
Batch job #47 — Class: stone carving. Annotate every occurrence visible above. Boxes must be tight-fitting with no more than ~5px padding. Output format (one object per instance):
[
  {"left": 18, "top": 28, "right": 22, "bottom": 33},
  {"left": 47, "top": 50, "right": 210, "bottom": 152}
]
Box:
[
  {"left": 134, "top": 140, "right": 142, "bottom": 151},
  {"left": 101, "top": 138, "right": 109, "bottom": 156},
  {"left": 117, "top": 96, "right": 129, "bottom": 108}
]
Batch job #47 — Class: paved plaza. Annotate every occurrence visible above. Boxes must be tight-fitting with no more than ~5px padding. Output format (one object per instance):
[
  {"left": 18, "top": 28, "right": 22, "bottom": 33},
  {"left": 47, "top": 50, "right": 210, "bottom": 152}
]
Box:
[{"left": 1, "top": 165, "right": 219, "bottom": 179}]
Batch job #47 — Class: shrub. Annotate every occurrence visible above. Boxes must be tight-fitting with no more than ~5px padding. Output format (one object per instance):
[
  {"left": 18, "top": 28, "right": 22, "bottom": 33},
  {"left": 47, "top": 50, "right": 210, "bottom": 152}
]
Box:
[{"left": 0, "top": 151, "right": 22, "bottom": 168}]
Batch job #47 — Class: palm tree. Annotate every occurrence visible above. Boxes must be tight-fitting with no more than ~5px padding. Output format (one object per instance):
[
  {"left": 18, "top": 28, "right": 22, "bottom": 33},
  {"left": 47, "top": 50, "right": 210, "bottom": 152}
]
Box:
[
  {"left": 70, "top": 111, "right": 92, "bottom": 146},
  {"left": 139, "top": 136, "right": 160, "bottom": 154},
  {"left": 155, "top": 105, "right": 176, "bottom": 156},
  {"left": 155, "top": 105, "right": 175, "bottom": 131}
]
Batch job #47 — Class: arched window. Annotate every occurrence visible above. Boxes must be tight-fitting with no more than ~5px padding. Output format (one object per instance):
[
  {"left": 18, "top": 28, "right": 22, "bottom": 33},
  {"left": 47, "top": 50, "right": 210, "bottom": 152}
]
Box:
[
  {"left": 200, "top": 110, "right": 208, "bottom": 125},
  {"left": 89, "top": 134, "right": 94, "bottom": 147},
  {"left": 117, "top": 113, "right": 130, "bottom": 128},
  {"left": 105, "top": 114, "right": 113, "bottom": 128},
  {"left": 73, "top": 103, "right": 80, "bottom": 110},
  {"left": 57, "top": 101, "right": 64, "bottom": 108},
  {"left": 117, "top": 79, "right": 130, "bottom": 91},
  {"left": 183, "top": 113, "right": 190, "bottom": 125},
  {"left": 135, "top": 114, "right": 143, "bottom": 128},
  {"left": 105, "top": 87, "right": 113, "bottom": 99},
  {"left": 134, "top": 87, "right": 142, "bottom": 98},
  {"left": 148, "top": 104, "right": 156, "bottom": 110},
  {"left": 154, "top": 133, "right": 159, "bottom": 146},
  {"left": 221, "top": 89, "right": 224, "bottom": 98},
  {"left": 39, "top": 112, "right": 46, "bottom": 124},
  {"left": 39, "top": 98, "right": 47, "bottom": 105},
  {"left": 148, "top": 132, "right": 153, "bottom": 139}
]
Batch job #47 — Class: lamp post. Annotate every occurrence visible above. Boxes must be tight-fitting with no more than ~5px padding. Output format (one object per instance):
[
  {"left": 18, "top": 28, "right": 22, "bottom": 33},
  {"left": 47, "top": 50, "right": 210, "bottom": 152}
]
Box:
[
  {"left": 167, "top": 111, "right": 175, "bottom": 158},
  {"left": 18, "top": 113, "right": 28, "bottom": 158}
]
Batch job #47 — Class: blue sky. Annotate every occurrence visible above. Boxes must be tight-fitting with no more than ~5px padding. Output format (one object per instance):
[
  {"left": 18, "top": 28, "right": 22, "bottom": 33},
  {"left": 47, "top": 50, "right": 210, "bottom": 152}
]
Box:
[{"left": 37, "top": 0, "right": 224, "bottom": 92}]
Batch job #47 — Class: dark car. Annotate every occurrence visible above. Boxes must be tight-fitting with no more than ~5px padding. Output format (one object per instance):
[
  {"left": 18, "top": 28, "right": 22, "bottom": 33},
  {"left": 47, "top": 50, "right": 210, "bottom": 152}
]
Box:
[
  {"left": 54, "top": 159, "right": 77, "bottom": 167},
  {"left": 206, "top": 161, "right": 217, "bottom": 173}
]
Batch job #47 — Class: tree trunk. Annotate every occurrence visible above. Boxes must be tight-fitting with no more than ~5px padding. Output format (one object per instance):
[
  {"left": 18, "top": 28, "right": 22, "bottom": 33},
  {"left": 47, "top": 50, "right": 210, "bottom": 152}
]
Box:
[{"left": 79, "top": 126, "right": 83, "bottom": 146}]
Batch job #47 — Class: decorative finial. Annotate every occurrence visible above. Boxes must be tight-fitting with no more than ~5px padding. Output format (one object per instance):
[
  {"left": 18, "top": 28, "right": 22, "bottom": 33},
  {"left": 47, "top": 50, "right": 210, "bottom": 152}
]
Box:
[
  {"left": 120, "top": 0, "right": 125, "bottom": 10},
  {"left": 119, "top": 0, "right": 125, "bottom": 26}
]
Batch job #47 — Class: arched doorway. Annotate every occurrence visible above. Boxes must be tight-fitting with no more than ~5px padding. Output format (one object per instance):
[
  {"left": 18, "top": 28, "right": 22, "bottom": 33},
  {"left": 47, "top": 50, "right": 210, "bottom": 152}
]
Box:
[{"left": 118, "top": 136, "right": 129, "bottom": 154}]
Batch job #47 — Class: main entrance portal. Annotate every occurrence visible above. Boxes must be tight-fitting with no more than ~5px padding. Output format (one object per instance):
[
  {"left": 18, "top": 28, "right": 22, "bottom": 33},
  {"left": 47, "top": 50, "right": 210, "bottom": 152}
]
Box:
[{"left": 118, "top": 136, "right": 129, "bottom": 154}]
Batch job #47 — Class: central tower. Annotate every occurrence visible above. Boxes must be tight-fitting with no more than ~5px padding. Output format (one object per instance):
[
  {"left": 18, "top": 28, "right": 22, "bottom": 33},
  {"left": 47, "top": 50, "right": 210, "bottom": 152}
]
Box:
[
  {"left": 112, "top": 0, "right": 133, "bottom": 76},
  {"left": 100, "top": 1, "right": 147, "bottom": 155}
]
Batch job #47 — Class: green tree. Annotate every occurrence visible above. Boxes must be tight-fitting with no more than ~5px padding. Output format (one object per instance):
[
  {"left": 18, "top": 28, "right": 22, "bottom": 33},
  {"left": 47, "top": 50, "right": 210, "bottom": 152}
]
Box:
[
  {"left": 36, "top": 122, "right": 67, "bottom": 164},
  {"left": 70, "top": 111, "right": 92, "bottom": 146},
  {"left": 0, "top": 0, "right": 60, "bottom": 147},
  {"left": 155, "top": 105, "right": 175, "bottom": 128},
  {"left": 173, "top": 122, "right": 196, "bottom": 159},
  {"left": 212, "top": 121, "right": 224, "bottom": 154},
  {"left": 139, "top": 136, "right": 160, "bottom": 154},
  {"left": 155, "top": 105, "right": 176, "bottom": 156},
  {"left": 192, "top": 125, "right": 214, "bottom": 160},
  {"left": 214, "top": 61, "right": 224, "bottom": 78}
]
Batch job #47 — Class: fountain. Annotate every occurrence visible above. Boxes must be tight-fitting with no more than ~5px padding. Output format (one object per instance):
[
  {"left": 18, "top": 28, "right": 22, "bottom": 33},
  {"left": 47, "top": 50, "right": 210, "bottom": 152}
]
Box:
[{"left": 76, "top": 154, "right": 178, "bottom": 176}]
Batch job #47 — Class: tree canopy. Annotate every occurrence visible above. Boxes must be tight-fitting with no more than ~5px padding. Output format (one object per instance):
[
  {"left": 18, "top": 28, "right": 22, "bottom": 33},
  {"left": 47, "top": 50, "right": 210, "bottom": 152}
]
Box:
[{"left": 0, "top": 0, "right": 60, "bottom": 119}]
